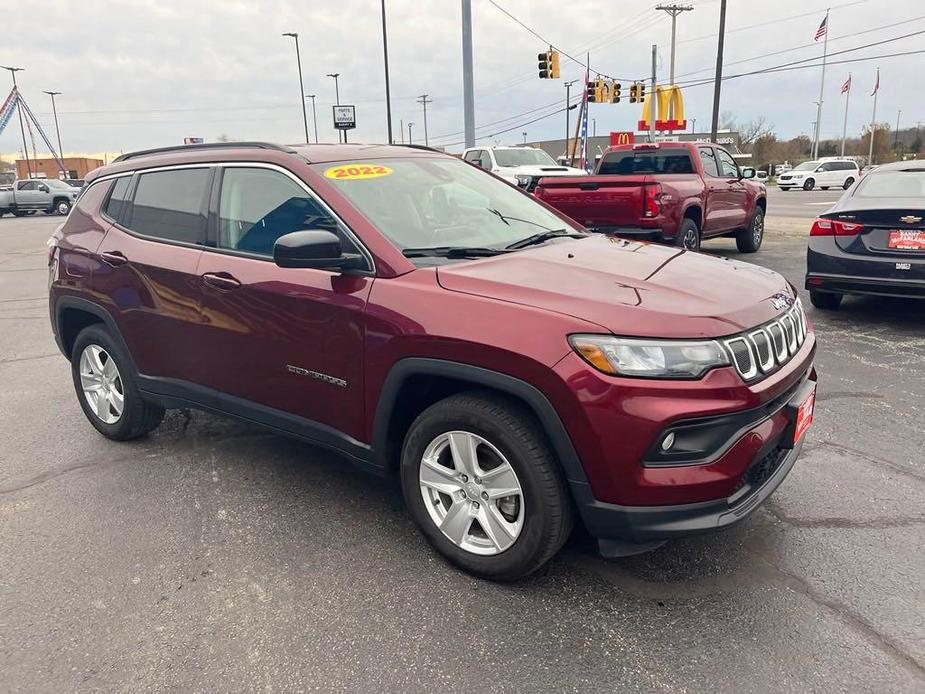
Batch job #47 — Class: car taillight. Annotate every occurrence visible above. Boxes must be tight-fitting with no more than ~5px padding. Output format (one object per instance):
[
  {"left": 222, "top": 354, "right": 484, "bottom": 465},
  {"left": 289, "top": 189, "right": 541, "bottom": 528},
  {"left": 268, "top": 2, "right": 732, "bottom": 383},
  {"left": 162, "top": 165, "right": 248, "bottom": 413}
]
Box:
[
  {"left": 643, "top": 183, "right": 662, "bottom": 218},
  {"left": 809, "top": 218, "right": 864, "bottom": 236},
  {"left": 46, "top": 237, "right": 57, "bottom": 266}
]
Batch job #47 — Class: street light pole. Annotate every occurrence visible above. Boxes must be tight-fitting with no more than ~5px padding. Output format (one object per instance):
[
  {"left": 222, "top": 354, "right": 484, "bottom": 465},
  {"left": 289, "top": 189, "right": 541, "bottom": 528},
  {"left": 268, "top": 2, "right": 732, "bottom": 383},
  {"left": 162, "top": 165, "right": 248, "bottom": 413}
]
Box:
[
  {"left": 417, "top": 94, "right": 432, "bottom": 146},
  {"left": 522, "top": 131, "right": 527, "bottom": 145},
  {"left": 408, "top": 121, "right": 414, "bottom": 145},
  {"left": 305, "top": 94, "right": 319, "bottom": 143},
  {"left": 282, "top": 33, "right": 310, "bottom": 144},
  {"left": 327, "top": 73, "right": 341, "bottom": 143},
  {"left": 1, "top": 66, "right": 32, "bottom": 179},
  {"left": 461, "top": 0, "right": 476, "bottom": 148},
  {"left": 380, "top": 0, "right": 394, "bottom": 144},
  {"left": 709, "top": 0, "right": 727, "bottom": 143},
  {"left": 657, "top": 4, "right": 693, "bottom": 134},
  {"left": 894, "top": 109, "right": 902, "bottom": 151},
  {"left": 564, "top": 80, "right": 577, "bottom": 160},
  {"left": 43, "top": 90, "right": 65, "bottom": 177}
]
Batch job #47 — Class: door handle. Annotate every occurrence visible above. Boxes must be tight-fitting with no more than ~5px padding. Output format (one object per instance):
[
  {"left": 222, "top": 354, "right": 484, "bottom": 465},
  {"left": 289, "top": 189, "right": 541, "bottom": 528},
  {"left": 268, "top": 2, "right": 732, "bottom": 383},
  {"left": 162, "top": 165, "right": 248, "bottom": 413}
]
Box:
[
  {"left": 100, "top": 250, "right": 128, "bottom": 267},
  {"left": 202, "top": 272, "right": 241, "bottom": 290}
]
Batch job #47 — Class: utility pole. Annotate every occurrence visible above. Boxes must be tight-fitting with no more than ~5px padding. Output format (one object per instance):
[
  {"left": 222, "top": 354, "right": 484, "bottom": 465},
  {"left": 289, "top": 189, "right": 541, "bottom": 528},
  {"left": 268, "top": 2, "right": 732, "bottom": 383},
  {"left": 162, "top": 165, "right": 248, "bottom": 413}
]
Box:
[
  {"left": 894, "top": 109, "right": 902, "bottom": 151},
  {"left": 43, "top": 90, "right": 65, "bottom": 177},
  {"left": 461, "top": 0, "right": 475, "bottom": 148},
  {"left": 1, "top": 66, "right": 31, "bottom": 179},
  {"left": 417, "top": 94, "right": 432, "bottom": 146},
  {"left": 656, "top": 4, "right": 693, "bottom": 134},
  {"left": 564, "top": 79, "right": 577, "bottom": 160},
  {"left": 327, "top": 73, "right": 341, "bottom": 143},
  {"left": 710, "top": 0, "right": 727, "bottom": 143},
  {"left": 650, "top": 44, "right": 657, "bottom": 143},
  {"left": 282, "top": 33, "right": 310, "bottom": 144},
  {"left": 305, "top": 94, "right": 319, "bottom": 143},
  {"left": 380, "top": 0, "right": 394, "bottom": 144}
]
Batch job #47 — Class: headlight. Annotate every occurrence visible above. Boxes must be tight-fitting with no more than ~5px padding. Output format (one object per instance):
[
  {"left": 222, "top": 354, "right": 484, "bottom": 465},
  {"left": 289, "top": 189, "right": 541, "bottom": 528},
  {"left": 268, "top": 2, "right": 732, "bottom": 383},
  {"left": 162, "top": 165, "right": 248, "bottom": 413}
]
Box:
[
  {"left": 569, "top": 335, "right": 730, "bottom": 379},
  {"left": 515, "top": 175, "right": 531, "bottom": 187}
]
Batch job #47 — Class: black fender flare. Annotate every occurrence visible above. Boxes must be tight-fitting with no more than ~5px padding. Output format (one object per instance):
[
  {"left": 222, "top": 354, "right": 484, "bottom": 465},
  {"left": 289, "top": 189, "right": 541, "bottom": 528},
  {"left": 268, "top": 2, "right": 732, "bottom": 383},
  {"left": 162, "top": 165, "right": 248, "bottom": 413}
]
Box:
[
  {"left": 53, "top": 297, "right": 137, "bottom": 375},
  {"left": 371, "top": 357, "right": 589, "bottom": 486}
]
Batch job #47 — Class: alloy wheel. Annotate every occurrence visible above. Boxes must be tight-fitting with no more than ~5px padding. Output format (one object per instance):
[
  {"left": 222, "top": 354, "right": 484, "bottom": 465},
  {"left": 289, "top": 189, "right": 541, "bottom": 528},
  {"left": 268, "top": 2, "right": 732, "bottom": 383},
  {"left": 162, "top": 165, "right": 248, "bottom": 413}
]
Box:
[
  {"left": 753, "top": 213, "right": 764, "bottom": 245},
  {"left": 418, "top": 430, "right": 525, "bottom": 556},
  {"left": 79, "top": 344, "right": 125, "bottom": 424},
  {"left": 683, "top": 227, "right": 699, "bottom": 250}
]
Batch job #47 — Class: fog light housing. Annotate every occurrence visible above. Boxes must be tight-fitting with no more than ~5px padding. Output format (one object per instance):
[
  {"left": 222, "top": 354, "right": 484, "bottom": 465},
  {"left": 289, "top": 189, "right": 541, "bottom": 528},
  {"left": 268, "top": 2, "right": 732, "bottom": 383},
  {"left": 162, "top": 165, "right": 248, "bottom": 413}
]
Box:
[{"left": 661, "top": 432, "right": 676, "bottom": 451}]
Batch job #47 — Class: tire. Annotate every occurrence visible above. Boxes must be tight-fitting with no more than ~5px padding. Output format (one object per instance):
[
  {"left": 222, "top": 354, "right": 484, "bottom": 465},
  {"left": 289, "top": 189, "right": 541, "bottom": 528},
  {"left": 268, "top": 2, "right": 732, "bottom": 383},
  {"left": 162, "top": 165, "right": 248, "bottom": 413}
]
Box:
[
  {"left": 71, "top": 325, "right": 165, "bottom": 441},
  {"left": 12, "top": 210, "right": 28, "bottom": 217},
  {"left": 803, "top": 178, "right": 815, "bottom": 191},
  {"left": 676, "top": 217, "right": 700, "bottom": 251},
  {"left": 736, "top": 207, "right": 764, "bottom": 253},
  {"left": 54, "top": 199, "right": 71, "bottom": 216},
  {"left": 400, "top": 391, "right": 573, "bottom": 581},
  {"left": 809, "top": 289, "right": 843, "bottom": 310},
  {"left": 843, "top": 177, "right": 855, "bottom": 190}
]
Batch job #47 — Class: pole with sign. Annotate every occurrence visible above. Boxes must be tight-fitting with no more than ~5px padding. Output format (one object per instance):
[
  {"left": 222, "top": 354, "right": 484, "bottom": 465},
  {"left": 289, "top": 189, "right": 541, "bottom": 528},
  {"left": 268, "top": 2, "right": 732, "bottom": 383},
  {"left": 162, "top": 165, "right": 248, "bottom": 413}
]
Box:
[{"left": 332, "top": 105, "right": 356, "bottom": 143}]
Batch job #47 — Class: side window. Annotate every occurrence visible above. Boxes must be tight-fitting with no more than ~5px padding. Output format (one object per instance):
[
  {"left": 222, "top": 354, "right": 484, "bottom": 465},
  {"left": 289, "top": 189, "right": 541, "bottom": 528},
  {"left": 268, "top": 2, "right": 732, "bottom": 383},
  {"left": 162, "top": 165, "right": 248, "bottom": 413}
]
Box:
[
  {"left": 479, "top": 151, "right": 493, "bottom": 170},
  {"left": 463, "top": 150, "right": 480, "bottom": 164},
  {"left": 127, "top": 168, "right": 210, "bottom": 244},
  {"left": 699, "top": 148, "right": 720, "bottom": 177},
  {"left": 104, "top": 176, "right": 131, "bottom": 222},
  {"left": 817, "top": 162, "right": 832, "bottom": 172},
  {"left": 73, "top": 180, "right": 113, "bottom": 217},
  {"left": 18, "top": 181, "right": 36, "bottom": 191},
  {"left": 217, "top": 167, "right": 347, "bottom": 258},
  {"left": 716, "top": 149, "right": 739, "bottom": 178}
]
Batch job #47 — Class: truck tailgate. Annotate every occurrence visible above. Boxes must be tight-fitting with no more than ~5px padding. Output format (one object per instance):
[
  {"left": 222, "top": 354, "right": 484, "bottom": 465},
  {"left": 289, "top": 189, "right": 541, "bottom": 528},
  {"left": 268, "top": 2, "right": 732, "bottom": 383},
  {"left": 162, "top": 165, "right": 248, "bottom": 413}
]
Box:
[{"left": 534, "top": 175, "right": 649, "bottom": 229}]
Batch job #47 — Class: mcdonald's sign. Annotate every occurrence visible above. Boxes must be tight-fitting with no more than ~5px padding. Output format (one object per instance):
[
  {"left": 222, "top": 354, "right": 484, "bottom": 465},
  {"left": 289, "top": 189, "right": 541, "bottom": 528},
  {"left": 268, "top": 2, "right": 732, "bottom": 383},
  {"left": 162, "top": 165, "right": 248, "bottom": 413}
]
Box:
[
  {"left": 610, "top": 131, "right": 635, "bottom": 146},
  {"left": 637, "top": 84, "right": 687, "bottom": 132}
]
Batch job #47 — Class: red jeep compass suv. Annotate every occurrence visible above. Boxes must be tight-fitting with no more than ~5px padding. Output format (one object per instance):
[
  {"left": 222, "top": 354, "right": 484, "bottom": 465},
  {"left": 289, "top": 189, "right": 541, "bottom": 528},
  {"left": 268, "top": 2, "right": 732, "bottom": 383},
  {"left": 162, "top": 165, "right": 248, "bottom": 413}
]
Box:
[{"left": 48, "top": 142, "right": 817, "bottom": 579}]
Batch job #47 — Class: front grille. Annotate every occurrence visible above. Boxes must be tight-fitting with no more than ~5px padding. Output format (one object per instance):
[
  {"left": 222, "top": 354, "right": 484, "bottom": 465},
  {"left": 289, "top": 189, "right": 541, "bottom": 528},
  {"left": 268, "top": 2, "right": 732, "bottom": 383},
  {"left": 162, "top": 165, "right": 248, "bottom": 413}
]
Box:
[
  {"left": 722, "top": 299, "right": 808, "bottom": 382},
  {"left": 733, "top": 444, "right": 788, "bottom": 494},
  {"left": 779, "top": 175, "right": 792, "bottom": 181}
]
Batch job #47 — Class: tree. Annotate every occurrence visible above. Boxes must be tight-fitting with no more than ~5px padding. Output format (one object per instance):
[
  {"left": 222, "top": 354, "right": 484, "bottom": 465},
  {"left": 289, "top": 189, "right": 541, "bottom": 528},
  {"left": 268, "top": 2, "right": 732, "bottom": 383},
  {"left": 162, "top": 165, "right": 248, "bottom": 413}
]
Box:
[{"left": 860, "top": 123, "right": 895, "bottom": 164}]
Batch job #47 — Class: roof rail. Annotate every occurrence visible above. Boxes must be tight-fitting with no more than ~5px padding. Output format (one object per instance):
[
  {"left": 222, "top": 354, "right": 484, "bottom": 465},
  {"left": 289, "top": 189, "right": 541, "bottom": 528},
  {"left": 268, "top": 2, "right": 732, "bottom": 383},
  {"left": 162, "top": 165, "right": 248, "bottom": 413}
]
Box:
[{"left": 112, "top": 141, "right": 296, "bottom": 163}]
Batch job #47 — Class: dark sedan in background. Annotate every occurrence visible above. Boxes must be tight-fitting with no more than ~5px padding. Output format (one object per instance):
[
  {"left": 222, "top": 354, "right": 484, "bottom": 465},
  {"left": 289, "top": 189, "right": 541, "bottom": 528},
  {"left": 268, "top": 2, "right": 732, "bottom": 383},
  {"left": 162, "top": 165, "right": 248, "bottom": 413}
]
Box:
[{"left": 806, "top": 160, "right": 925, "bottom": 309}]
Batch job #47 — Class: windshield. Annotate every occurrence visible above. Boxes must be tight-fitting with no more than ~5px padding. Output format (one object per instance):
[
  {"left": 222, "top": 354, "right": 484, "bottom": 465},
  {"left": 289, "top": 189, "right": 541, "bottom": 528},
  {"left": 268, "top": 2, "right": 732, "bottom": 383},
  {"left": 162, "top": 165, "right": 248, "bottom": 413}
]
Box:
[
  {"left": 492, "top": 149, "right": 558, "bottom": 168},
  {"left": 854, "top": 169, "right": 925, "bottom": 197},
  {"left": 597, "top": 149, "right": 694, "bottom": 175},
  {"left": 315, "top": 157, "right": 580, "bottom": 251},
  {"left": 794, "top": 161, "right": 820, "bottom": 172}
]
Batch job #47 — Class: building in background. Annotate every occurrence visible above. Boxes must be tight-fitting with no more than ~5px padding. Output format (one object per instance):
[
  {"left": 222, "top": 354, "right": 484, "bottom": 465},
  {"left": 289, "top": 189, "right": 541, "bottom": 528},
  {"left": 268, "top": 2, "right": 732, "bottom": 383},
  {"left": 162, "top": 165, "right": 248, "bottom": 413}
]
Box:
[{"left": 15, "top": 157, "right": 104, "bottom": 180}]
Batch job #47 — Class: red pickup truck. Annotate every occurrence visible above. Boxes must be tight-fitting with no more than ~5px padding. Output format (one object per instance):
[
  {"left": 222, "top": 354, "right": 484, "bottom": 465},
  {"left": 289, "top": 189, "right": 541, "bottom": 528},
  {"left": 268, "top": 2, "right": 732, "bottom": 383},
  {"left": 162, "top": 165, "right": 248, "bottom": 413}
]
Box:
[{"left": 534, "top": 142, "right": 768, "bottom": 252}]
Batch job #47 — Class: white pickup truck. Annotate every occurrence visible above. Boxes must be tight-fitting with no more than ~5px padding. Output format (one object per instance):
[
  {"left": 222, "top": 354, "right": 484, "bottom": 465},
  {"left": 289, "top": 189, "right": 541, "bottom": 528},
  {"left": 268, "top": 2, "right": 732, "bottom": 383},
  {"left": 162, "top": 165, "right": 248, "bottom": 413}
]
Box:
[
  {"left": 462, "top": 146, "right": 588, "bottom": 193},
  {"left": 0, "top": 179, "right": 78, "bottom": 218}
]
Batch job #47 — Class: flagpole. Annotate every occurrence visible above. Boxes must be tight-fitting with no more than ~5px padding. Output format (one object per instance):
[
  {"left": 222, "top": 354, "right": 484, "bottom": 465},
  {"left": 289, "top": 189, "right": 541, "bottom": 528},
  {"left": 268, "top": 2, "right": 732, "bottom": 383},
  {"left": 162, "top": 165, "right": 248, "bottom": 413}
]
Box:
[
  {"left": 840, "top": 74, "right": 850, "bottom": 157},
  {"left": 868, "top": 67, "right": 879, "bottom": 166},
  {"left": 812, "top": 10, "right": 829, "bottom": 159}
]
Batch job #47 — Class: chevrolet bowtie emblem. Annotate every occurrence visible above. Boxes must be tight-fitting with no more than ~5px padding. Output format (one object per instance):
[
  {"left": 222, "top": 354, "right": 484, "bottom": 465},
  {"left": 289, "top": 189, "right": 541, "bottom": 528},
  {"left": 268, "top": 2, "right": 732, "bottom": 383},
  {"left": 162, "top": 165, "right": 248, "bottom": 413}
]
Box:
[{"left": 899, "top": 215, "right": 922, "bottom": 224}]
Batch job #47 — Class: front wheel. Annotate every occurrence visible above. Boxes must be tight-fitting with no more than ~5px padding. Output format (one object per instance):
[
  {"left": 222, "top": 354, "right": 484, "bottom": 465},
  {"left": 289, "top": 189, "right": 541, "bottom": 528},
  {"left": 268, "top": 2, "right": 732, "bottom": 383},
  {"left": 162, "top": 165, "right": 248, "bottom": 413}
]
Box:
[
  {"left": 71, "top": 325, "right": 165, "bottom": 440},
  {"left": 843, "top": 177, "right": 855, "bottom": 190},
  {"left": 736, "top": 207, "right": 764, "bottom": 253},
  {"left": 676, "top": 217, "right": 701, "bottom": 251},
  {"left": 400, "top": 392, "right": 573, "bottom": 580},
  {"left": 803, "top": 178, "right": 815, "bottom": 191},
  {"left": 55, "top": 199, "right": 72, "bottom": 216},
  {"left": 809, "top": 289, "right": 843, "bottom": 310}
]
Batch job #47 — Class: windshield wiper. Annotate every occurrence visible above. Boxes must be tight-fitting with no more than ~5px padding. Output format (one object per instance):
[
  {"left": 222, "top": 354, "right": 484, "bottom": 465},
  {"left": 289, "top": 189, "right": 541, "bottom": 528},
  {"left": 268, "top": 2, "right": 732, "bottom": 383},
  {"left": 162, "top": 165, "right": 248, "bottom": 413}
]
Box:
[
  {"left": 402, "top": 246, "right": 511, "bottom": 259},
  {"left": 487, "top": 208, "right": 557, "bottom": 230},
  {"left": 505, "top": 228, "right": 584, "bottom": 250}
]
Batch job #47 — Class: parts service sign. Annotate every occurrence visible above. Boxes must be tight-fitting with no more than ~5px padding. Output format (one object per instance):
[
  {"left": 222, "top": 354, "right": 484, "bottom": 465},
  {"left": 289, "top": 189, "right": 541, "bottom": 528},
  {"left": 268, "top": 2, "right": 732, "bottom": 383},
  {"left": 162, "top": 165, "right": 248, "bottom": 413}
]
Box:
[{"left": 333, "top": 105, "right": 356, "bottom": 130}]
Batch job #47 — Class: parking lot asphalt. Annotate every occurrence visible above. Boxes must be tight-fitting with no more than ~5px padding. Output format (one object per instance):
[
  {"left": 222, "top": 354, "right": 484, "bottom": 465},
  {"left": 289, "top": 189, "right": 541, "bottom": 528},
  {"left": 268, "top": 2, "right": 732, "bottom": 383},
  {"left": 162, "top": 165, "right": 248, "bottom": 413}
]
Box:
[
  {"left": 765, "top": 186, "right": 845, "bottom": 219},
  {"left": 1, "top": 214, "right": 923, "bottom": 693}
]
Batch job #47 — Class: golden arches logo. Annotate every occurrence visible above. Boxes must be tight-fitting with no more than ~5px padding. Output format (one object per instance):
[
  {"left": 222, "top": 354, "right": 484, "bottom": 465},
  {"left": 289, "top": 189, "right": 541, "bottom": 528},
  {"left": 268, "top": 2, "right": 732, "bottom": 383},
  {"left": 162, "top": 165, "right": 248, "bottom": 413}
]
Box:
[{"left": 637, "top": 85, "right": 687, "bottom": 132}]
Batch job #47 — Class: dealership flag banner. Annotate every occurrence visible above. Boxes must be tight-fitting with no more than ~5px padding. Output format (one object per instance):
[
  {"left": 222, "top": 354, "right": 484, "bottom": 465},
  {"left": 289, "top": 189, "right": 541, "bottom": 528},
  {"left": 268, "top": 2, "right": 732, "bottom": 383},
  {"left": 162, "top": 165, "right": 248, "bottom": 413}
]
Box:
[
  {"left": 0, "top": 88, "right": 19, "bottom": 137},
  {"left": 811, "top": 10, "right": 830, "bottom": 159},
  {"left": 814, "top": 14, "right": 828, "bottom": 41}
]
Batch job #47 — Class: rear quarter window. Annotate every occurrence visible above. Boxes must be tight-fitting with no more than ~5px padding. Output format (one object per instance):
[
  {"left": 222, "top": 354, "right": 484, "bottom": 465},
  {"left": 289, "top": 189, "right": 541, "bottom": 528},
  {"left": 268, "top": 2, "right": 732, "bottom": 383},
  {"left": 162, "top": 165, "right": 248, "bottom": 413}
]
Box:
[
  {"left": 70, "top": 180, "right": 114, "bottom": 222},
  {"left": 598, "top": 149, "right": 694, "bottom": 175},
  {"left": 125, "top": 168, "right": 211, "bottom": 244},
  {"left": 103, "top": 176, "right": 131, "bottom": 222}
]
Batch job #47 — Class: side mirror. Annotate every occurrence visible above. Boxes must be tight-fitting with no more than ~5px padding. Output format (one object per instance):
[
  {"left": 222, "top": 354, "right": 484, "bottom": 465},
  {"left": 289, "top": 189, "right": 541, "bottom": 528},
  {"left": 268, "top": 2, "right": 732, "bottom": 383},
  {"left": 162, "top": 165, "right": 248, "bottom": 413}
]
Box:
[
  {"left": 740, "top": 167, "right": 756, "bottom": 179},
  {"left": 273, "top": 230, "right": 364, "bottom": 271},
  {"left": 39, "top": 184, "right": 49, "bottom": 193}
]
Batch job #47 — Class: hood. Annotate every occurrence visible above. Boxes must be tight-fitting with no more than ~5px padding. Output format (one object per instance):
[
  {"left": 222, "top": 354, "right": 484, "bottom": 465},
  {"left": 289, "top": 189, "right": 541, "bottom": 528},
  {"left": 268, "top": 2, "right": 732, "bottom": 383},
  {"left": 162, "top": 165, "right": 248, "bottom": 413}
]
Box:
[
  {"left": 496, "top": 165, "right": 588, "bottom": 177},
  {"left": 436, "top": 236, "right": 794, "bottom": 338}
]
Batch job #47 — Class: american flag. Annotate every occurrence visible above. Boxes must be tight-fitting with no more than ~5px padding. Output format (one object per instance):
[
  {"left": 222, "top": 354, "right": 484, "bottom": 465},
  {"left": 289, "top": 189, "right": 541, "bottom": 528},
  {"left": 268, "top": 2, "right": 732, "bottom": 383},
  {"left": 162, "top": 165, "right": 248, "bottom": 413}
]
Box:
[
  {"left": 814, "top": 14, "right": 828, "bottom": 41},
  {"left": 841, "top": 75, "right": 851, "bottom": 94},
  {"left": 871, "top": 68, "right": 880, "bottom": 96}
]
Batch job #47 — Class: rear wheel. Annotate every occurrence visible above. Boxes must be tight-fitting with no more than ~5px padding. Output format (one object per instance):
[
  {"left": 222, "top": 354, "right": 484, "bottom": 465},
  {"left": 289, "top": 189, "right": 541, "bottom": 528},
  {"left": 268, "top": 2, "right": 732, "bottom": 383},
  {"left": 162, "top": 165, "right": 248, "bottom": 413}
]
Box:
[
  {"left": 810, "top": 290, "right": 843, "bottom": 310},
  {"left": 54, "top": 199, "right": 72, "bottom": 216},
  {"left": 400, "top": 392, "right": 573, "bottom": 580},
  {"left": 676, "top": 217, "right": 700, "bottom": 251},
  {"left": 736, "top": 207, "right": 764, "bottom": 253},
  {"left": 71, "top": 325, "right": 165, "bottom": 440},
  {"left": 803, "top": 178, "right": 815, "bottom": 191},
  {"left": 843, "top": 177, "right": 855, "bottom": 190}
]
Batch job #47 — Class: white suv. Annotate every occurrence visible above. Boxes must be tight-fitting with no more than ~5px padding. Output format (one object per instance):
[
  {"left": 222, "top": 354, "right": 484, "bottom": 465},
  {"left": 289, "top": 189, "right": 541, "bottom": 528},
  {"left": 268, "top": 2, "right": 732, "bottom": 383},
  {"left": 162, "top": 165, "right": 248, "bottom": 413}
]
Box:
[
  {"left": 461, "top": 146, "right": 587, "bottom": 192},
  {"left": 777, "top": 159, "right": 859, "bottom": 191}
]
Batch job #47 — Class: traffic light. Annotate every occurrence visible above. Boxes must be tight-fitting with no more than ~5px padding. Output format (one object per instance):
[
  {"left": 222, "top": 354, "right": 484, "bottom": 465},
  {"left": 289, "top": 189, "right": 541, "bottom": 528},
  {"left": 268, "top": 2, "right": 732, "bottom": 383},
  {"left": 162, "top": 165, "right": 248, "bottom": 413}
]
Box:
[
  {"left": 610, "top": 81, "right": 622, "bottom": 103},
  {"left": 629, "top": 81, "right": 646, "bottom": 103},
  {"left": 587, "top": 79, "right": 603, "bottom": 103},
  {"left": 538, "top": 49, "right": 560, "bottom": 79}
]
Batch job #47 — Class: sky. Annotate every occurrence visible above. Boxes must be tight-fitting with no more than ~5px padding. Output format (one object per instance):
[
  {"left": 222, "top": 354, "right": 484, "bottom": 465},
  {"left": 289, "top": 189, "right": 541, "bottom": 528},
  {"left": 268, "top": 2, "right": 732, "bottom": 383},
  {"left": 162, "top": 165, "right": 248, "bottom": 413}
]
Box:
[{"left": 1, "top": 0, "right": 923, "bottom": 161}]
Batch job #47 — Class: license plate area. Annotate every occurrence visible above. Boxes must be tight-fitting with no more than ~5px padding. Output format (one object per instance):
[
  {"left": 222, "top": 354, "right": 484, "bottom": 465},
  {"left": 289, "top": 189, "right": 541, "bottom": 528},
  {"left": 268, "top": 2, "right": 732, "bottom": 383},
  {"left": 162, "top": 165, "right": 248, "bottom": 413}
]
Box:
[
  {"left": 780, "top": 380, "right": 816, "bottom": 449},
  {"left": 887, "top": 230, "right": 925, "bottom": 250}
]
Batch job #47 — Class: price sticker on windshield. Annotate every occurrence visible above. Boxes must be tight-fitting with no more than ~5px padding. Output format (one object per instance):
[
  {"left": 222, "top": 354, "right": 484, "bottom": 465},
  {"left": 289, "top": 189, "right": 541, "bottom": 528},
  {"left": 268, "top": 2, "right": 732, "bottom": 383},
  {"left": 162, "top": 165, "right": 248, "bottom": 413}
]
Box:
[{"left": 324, "top": 164, "right": 392, "bottom": 181}]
